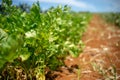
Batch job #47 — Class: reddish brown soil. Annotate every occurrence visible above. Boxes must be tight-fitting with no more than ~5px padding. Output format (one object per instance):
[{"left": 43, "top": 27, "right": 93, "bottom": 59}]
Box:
[{"left": 51, "top": 15, "right": 120, "bottom": 80}]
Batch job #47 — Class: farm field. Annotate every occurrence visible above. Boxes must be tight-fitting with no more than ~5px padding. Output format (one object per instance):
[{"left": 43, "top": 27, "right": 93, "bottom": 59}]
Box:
[
  {"left": 0, "top": 0, "right": 120, "bottom": 80},
  {"left": 50, "top": 14, "right": 120, "bottom": 80}
]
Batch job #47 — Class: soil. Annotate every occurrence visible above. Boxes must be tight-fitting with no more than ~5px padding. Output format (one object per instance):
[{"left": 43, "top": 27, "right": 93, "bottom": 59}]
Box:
[{"left": 47, "top": 14, "right": 120, "bottom": 80}]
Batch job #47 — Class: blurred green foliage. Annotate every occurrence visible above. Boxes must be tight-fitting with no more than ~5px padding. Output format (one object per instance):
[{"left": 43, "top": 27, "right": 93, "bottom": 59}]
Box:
[{"left": 102, "top": 13, "right": 120, "bottom": 27}]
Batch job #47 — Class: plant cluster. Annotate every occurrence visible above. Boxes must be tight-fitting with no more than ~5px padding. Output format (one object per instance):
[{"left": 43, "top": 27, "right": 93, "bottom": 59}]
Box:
[
  {"left": 102, "top": 13, "right": 120, "bottom": 27},
  {"left": 0, "top": 0, "right": 91, "bottom": 79}
]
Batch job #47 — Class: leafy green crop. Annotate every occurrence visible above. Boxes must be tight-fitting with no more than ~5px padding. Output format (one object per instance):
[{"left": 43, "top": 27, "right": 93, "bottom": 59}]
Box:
[
  {"left": 101, "top": 13, "right": 120, "bottom": 27},
  {"left": 0, "top": 0, "right": 91, "bottom": 79}
]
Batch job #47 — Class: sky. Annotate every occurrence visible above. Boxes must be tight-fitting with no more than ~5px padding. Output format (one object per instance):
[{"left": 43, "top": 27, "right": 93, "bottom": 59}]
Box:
[{"left": 1, "top": 0, "right": 120, "bottom": 12}]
